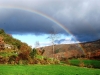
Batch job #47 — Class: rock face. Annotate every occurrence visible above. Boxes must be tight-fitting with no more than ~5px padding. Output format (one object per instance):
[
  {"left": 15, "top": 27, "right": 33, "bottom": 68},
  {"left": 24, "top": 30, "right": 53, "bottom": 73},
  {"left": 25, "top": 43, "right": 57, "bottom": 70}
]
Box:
[{"left": 0, "top": 37, "right": 5, "bottom": 50}]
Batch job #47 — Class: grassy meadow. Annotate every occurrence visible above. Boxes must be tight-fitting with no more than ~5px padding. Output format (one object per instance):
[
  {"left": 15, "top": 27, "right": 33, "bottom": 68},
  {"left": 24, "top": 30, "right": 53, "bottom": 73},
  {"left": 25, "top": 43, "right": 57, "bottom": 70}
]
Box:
[
  {"left": 0, "top": 65, "right": 100, "bottom": 75},
  {"left": 69, "top": 59, "right": 100, "bottom": 68}
]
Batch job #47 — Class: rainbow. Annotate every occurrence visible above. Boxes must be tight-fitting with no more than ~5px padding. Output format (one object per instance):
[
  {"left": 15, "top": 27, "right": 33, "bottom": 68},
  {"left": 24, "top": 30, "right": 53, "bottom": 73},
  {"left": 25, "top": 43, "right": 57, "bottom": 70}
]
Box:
[
  {"left": 0, "top": 6, "right": 72, "bottom": 35},
  {"left": 0, "top": 6, "right": 86, "bottom": 55}
]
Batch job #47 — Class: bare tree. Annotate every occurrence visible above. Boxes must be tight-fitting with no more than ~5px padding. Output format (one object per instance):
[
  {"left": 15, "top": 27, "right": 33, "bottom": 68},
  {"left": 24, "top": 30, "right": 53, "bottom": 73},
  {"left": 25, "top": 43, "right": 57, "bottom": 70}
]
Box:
[
  {"left": 35, "top": 41, "right": 40, "bottom": 48},
  {"left": 47, "top": 32, "right": 60, "bottom": 57}
]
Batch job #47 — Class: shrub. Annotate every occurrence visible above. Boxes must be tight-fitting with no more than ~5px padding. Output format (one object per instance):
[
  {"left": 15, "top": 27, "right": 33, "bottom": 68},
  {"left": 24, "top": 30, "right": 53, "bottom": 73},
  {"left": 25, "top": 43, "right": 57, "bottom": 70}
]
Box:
[
  {"left": 54, "top": 59, "right": 60, "bottom": 64},
  {"left": 19, "top": 60, "right": 23, "bottom": 65},
  {"left": 86, "top": 64, "right": 93, "bottom": 68},
  {"left": 79, "top": 62, "right": 85, "bottom": 67},
  {"left": 65, "top": 59, "right": 70, "bottom": 65}
]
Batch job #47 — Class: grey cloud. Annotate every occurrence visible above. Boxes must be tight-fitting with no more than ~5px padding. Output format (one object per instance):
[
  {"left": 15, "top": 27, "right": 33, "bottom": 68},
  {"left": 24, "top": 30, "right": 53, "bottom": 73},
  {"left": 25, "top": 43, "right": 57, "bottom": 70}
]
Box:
[
  {"left": 0, "top": 8, "right": 65, "bottom": 35},
  {"left": 0, "top": 0, "right": 100, "bottom": 42}
]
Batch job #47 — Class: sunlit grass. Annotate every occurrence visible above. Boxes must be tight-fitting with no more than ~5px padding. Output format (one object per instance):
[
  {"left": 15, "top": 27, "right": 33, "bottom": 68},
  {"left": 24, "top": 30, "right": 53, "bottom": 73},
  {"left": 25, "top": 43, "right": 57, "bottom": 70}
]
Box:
[{"left": 0, "top": 64, "right": 100, "bottom": 75}]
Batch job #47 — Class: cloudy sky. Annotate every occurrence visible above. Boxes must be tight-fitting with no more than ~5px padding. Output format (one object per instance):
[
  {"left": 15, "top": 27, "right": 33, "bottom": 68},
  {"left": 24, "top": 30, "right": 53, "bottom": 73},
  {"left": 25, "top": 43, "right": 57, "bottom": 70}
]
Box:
[{"left": 0, "top": 0, "right": 100, "bottom": 47}]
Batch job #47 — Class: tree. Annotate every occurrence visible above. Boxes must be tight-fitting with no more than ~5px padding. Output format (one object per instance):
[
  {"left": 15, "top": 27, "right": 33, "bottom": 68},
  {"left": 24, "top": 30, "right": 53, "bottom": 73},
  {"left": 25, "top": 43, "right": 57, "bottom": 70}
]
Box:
[
  {"left": 35, "top": 41, "right": 40, "bottom": 48},
  {"left": 47, "top": 32, "right": 60, "bottom": 57},
  {"left": 30, "top": 48, "right": 37, "bottom": 58},
  {"left": 0, "top": 29, "right": 5, "bottom": 34}
]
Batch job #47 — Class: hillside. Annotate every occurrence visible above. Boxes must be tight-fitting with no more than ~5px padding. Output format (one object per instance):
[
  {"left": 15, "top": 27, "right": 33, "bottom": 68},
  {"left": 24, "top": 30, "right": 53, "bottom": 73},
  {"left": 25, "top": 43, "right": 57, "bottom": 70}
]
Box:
[
  {"left": 0, "top": 29, "right": 32, "bottom": 51},
  {"left": 43, "top": 39, "right": 100, "bottom": 60},
  {"left": 0, "top": 29, "right": 32, "bottom": 59},
  {"left": 0, "top": 29, "right": 32, "bottom": 50},
  {"left": 0, "top": 29, "right": 53, "bottom": 65}
]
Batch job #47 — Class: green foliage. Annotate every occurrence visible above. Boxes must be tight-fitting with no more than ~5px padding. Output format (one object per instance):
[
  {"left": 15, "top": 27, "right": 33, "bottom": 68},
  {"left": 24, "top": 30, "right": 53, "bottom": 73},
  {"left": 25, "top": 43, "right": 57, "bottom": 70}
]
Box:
[
  {"left": 36, "top": 55, "right": 43, "bottom": 60},
  {"left": 8, "top": 55, "right": 17, "bottom": 64},
  {"left": 30, "top": 48, "right": 37, "bottom": 58},
  {"left": 0, "top": 52, "right": 17, "bottom": 57}
]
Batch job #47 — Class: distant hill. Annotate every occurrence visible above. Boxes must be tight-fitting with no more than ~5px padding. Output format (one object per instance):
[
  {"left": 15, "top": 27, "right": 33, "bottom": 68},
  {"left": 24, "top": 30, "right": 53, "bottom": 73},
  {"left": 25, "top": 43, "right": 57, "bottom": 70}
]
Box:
[{"left": 43, "top": 39, "right": 100, "bottom": 59}]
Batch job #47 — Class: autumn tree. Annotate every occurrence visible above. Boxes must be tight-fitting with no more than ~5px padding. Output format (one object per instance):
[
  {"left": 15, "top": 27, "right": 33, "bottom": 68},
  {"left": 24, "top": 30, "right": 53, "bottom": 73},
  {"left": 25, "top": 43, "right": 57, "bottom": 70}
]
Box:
[{"left": 19, "top": 43, "right": 32, "bottom": 61}]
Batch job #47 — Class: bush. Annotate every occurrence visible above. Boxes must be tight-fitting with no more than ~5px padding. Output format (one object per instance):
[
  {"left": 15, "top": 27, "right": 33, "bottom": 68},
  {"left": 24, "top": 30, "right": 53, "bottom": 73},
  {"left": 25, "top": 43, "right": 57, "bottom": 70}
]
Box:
[
  {"left": 79, "top": 62, "right": 85, "bottom": 67},
  {"left": 86, "top": 64, "right": 93, "bottom": 68},
  {"left": 65, "top": 59, "right": 70, "bottom": 65},
  {"left": 54, "top": 59, "right": 60, "bottom": 64}
]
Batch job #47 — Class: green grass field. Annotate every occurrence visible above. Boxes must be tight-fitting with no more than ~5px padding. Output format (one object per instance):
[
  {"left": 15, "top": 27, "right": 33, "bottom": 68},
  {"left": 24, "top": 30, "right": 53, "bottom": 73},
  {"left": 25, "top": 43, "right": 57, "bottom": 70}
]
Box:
[
  {"left": 69, "top": 59, "right": 100, "bottom": 68},
  {"left": 0, "top": 65, "right": 100, "bottom": 75}
]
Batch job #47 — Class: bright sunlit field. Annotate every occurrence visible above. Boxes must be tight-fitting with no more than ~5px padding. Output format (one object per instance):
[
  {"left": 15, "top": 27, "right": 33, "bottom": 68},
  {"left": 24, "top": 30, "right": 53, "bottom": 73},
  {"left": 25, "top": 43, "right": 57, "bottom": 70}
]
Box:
[{"left": 0, "top": 65, "right": 100, "bottom": 75}]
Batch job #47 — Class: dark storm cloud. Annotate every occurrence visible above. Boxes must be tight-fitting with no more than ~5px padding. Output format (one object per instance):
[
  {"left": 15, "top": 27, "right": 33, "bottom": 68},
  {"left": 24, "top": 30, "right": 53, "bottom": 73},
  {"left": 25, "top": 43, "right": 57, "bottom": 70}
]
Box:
[
  {"left": 0, "top": 9, "right": 65, "bottom": 35},
  {"left": 0, "top": 0, "right": 100, "bottom": 42}
]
